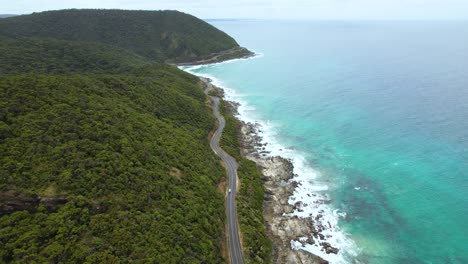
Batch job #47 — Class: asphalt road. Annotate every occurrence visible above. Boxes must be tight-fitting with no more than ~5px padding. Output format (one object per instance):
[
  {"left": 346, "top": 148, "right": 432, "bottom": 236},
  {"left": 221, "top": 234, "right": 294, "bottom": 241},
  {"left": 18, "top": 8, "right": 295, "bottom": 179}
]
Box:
[{"left": 204, "top": 82, "right": 244, "bottom": 264}]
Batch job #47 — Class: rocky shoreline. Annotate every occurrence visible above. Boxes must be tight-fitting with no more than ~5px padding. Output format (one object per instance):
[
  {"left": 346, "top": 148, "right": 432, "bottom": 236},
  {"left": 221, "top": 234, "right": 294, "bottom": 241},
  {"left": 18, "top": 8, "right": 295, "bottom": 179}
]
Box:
[
  {"left": 173, "top": 47, "right": 254, "bottom": 66},
  {"left": 239, "top": 120, "right": 338, "bottom": 264},
  {"left": 196, "top": 76, "right": 343, "bottom": 263}
]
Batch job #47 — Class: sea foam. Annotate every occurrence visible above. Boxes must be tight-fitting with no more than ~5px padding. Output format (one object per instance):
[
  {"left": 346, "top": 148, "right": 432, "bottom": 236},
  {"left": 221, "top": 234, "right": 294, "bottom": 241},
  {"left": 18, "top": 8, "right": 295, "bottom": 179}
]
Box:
[{"left": 182, "top": 56, "right": 359, "bottom": 263}]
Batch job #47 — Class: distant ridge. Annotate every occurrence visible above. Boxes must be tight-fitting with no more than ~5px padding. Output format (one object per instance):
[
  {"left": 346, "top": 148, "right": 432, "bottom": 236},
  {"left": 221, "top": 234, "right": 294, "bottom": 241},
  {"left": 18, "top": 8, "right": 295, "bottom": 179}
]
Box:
[
  {"left": 0, "top": 9, "right": 252, "bottom": 63},
  {"left": 0, "top": 14, "right": 17, "bottom": 18}
]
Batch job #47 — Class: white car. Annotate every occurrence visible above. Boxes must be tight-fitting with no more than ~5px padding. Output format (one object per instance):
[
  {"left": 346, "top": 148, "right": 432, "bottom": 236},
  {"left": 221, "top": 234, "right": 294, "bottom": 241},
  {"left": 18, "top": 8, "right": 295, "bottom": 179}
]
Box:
[{"left": 228, "top": 188, "right": 232, "bottom": 193}]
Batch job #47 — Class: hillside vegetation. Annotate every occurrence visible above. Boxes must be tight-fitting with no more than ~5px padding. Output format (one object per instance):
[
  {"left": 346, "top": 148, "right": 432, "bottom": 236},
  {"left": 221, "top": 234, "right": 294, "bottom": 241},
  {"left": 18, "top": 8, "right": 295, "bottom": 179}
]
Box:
[
  {"left": 0, "top": 37, "right": 150, "bottom": 75},
  {"left": 0, "top": 9, "right": 249, "bottom": 63},
  {"left": 0, "top": 9, "right": 266, "bottom": 263},
  {"left": 0, "top": 64, "right": 231, "bottom": 262}
]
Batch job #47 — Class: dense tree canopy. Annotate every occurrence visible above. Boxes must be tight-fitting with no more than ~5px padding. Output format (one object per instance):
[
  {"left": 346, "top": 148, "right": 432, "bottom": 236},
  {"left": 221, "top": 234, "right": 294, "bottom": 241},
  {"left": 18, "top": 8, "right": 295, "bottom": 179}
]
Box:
[
  {"left": 0, "top": 69, "right": 230, "bottom": 262},
  {"left": 0, "top": 37, "right": 150, "bottom": 75},
  {"left": 0, "top": 9, "right": 240, "bottom": 63},
  {"left": 0, "top": 9, "right": 267, "bottom": 263}
]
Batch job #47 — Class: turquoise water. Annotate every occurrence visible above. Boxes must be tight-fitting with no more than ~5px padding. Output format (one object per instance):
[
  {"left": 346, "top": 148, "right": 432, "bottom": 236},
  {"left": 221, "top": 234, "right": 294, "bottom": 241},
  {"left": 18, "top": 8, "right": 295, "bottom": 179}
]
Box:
[{"left": 190, "top": 21, "right": 468, "bottom": 263}]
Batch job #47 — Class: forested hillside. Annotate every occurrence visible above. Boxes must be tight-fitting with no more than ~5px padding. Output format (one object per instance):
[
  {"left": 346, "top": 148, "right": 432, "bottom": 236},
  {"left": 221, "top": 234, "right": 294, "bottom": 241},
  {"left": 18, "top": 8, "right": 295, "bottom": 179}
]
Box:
[
  {"left": 0, "top": 37, "right": 150, "bottom": 75},
  {"left": 0, "top": 70, "right": 230, "bottom": 262},
  {"left": 0, "top": 9, "right": 266, "bottom": 263},
  {"left": 0, "top": 9, "right": 250, "bottom": 63},
  {"left": 0, "top": 9, "right": 240, "bottom": 263},
  {"left": 0, "top": 56, "right": 232, "bottom": 262}
]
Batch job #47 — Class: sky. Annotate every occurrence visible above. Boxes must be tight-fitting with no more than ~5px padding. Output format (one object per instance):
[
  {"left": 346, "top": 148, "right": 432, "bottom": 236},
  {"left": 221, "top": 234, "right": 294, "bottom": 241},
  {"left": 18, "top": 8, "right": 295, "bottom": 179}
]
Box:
[{"left": 1, "top": 0, "right": 468, "bottom": 20}]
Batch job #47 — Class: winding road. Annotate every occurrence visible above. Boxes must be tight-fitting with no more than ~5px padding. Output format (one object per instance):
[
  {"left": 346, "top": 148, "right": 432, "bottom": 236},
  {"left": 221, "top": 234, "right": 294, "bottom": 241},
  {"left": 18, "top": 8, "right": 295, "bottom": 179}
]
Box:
[{"left": 204, "top": 81, "right": 244, "bottom": 264}]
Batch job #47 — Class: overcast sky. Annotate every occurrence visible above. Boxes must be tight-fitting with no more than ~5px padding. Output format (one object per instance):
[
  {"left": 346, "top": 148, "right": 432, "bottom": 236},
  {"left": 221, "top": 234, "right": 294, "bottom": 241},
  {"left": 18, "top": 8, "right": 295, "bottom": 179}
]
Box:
[{"left": 2, "top": 0, "right": 468, "bottom": 20}]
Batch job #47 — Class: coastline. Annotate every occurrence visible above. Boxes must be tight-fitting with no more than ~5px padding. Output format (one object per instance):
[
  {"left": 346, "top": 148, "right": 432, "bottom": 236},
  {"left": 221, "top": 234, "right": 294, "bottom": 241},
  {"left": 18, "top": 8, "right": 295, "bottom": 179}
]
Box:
[
  {"left": 182, "top": 56, "right": 356, "bottom": 264},
  {"left": 172, "top": 47, "right": 254, "bottom": 66},
  {"left": 239, "top": 121, "right": 331, "bottom": 264}
]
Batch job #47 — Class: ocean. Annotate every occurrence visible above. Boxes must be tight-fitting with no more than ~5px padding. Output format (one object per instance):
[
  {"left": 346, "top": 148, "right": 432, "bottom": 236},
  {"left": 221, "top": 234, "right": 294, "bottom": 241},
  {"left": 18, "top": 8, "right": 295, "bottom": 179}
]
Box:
[{"left": 184, "top": 20, "right": 468, "bottom": 263}]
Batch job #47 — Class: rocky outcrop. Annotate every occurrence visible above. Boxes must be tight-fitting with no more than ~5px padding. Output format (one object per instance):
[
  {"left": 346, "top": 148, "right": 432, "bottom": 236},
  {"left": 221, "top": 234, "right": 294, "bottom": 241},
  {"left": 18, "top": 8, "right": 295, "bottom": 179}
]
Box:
[
  {"left": 238, "top": 120, "right": 330, "bottom": 264},
  {"left": 174, "top": 47, "right": 255, "bottom": 66},
  {"left": 0, "top": 190, "right": 69, "bottom": 215}
]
